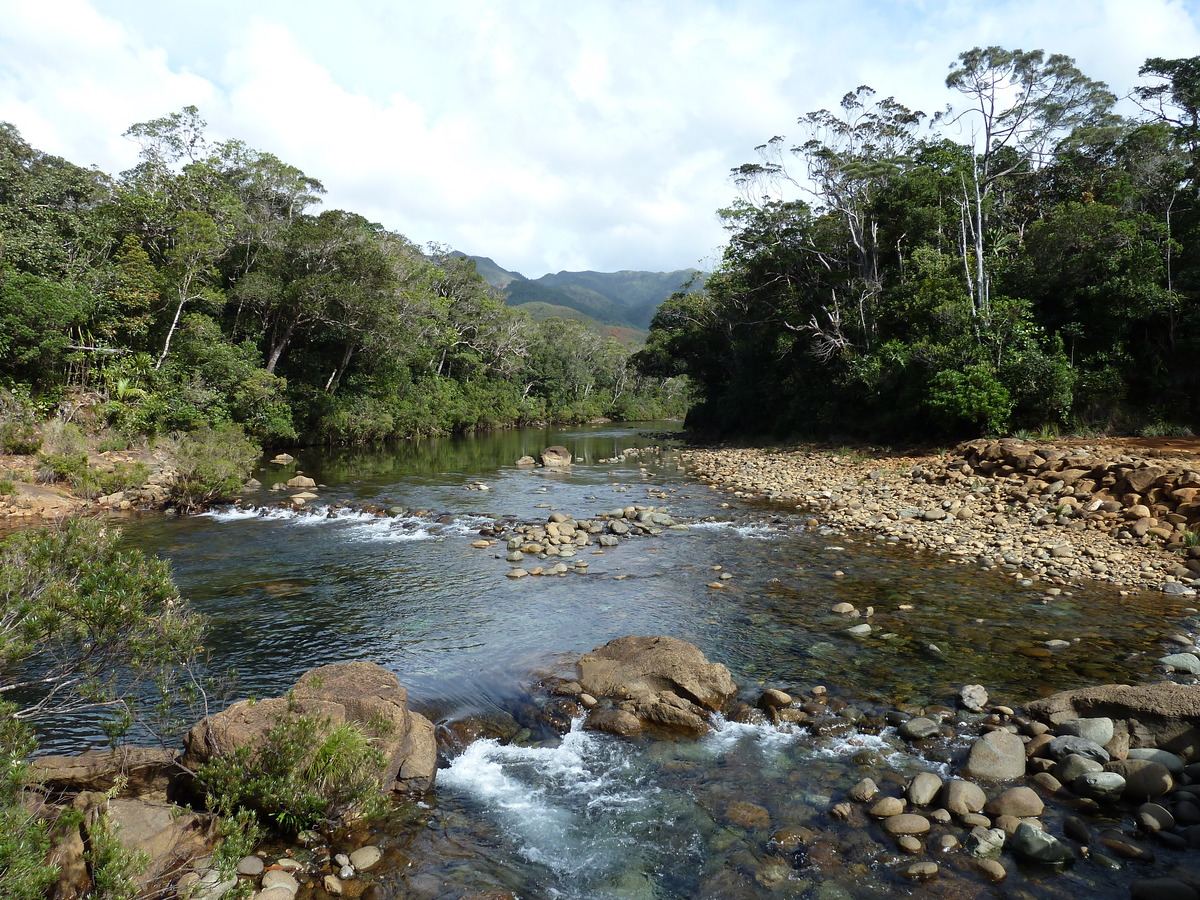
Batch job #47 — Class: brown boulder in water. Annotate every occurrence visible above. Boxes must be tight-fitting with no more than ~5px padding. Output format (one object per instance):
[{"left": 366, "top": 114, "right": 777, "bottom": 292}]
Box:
[
  {"left": 540, "top": 446, "right": 573, "bottom": 467},
  {"left": 1025, "top": 683, "right": 1200, "bottom": 755},
  {"left": 576, "top": 635, "right": 737, "bottom": 737},
  {"left": 183, "top": 660, "right": 436, "bottom": 794}
]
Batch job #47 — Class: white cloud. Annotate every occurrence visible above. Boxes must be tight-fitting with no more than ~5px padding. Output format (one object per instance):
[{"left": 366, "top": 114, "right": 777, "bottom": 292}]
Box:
[{"left": 2, "top": 0, "right": 1198, "bottom": 275}]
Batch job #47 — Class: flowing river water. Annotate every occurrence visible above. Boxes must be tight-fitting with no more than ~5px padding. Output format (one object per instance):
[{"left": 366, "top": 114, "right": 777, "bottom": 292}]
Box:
[{"left": 39, "top": 423, "right": 1200, "bottom": 898}]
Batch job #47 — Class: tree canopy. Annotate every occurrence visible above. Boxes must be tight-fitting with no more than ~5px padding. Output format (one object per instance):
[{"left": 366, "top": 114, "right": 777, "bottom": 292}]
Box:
[{"left": 640, "top": 48, "right": 1200, "bottom": 439}]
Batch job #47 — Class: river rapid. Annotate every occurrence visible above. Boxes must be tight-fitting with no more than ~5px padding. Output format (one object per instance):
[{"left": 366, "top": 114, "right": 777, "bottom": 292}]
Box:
[{"left": 59, "top": 423, "right": 1200, "bottom": 898}]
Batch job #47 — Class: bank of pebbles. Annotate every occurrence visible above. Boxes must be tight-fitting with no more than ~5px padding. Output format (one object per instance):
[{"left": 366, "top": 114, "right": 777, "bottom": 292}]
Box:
[
  {"left": 715, "top": 679, "right": 1200, "bottom": 898},
  {"left": 683, "top": 438, "right": 1200, "bottom": 596}
]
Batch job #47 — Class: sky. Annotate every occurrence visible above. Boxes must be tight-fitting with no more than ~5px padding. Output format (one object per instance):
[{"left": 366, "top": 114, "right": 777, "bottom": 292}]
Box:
[{"left": 2, "top": 1, "right": 1199, "bottom": 278}]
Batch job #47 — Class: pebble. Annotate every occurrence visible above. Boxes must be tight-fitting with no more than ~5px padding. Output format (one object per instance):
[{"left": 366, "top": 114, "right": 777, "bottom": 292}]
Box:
[
  {"left": 236, "top": 856, "right": 264, "bottom": 877},
  {"left": 349, "top": 846, "right": 382, "bottom": 871},
  {"left": 882, "top": 813, "right": 931, "bottom": 836}
]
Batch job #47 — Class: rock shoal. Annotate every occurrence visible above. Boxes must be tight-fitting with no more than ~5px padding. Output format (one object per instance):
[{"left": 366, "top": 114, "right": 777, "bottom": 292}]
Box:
[{"left": 682, "top": 439, "right": 1200, "bottom": 593}]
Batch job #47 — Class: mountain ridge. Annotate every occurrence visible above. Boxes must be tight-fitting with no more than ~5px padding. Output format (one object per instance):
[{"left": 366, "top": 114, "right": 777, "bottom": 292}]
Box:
[{"left": 453, "top": 252, "right": 705, "bottom": 332}]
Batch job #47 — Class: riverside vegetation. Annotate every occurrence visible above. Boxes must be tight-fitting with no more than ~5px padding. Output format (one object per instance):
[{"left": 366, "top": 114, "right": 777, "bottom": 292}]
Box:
[{"left": 636, "top": 49, "right": 1200, "bottom": 441}]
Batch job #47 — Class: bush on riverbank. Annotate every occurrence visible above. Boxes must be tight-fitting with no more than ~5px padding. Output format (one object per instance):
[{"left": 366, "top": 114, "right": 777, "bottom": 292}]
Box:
[
  {"left": 162, "top": 423, "right": 261, "bottom": 510},
  {"left": 196, "top": 700, "right": 390, "bottom": 837},
  {"left": 0, "top": 520, "right": 207, "bottom": 898}
]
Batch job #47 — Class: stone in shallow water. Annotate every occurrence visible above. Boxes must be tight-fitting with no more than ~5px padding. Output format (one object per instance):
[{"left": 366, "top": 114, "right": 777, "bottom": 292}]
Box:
[
  {"left": 1073, "top": 771, "right": 1126, "bottom": 803},
  {"left": 848, "top": 778, "right": 878, "bottom": 803},
  {"left": 941, "top": 779, "right": 986, "bottom": 815},
  {"left": 898, "top": 717, "right": 939, "bottom": 741},
  {"left": 869, "top": 796, "right": 905, "bottom": 818},
  {"left": 971, "top": 858, "right": 1007, "bottom": 882},
  {"left": 1046, "top": 734, "right": 1109, "bottom": 764},
  {"left": 964, "top": 826, "right": 1006, "bottom": 859},
  {"left": 1055, "top": 753, "right": 1103, "bottom": 784},
  {"left": 1011, "top": 822, "right": 1074, "bottom": 864},
  {"left": 906, "top": 772, "right": 942, "bottom": 807},
  {"left": 1126, "top": 747, "right": 1186, "bottom": 774},
  {"left": 882, "top": 813, "right": 930, "bottom": 836},
  {"left": 984, "top": 786, "right": 1043, "bottom": 818},
  {"left": 349, "top": 846, "right": 381, "bottom": 871},
  {"left": 1159, "top": 652, "right": 1200, "bottom": 673},
  {"left": 964, "top": 730, "right": 1026, "bottom": 781},
  {"left": 1055, "top": 716, "right": 1114, "bottom": 747}
]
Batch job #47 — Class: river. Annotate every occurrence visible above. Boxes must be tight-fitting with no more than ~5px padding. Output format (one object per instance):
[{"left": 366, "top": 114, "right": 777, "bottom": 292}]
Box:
[{"left": 49, "top": 422, "right": 1200, "bottom": 898}]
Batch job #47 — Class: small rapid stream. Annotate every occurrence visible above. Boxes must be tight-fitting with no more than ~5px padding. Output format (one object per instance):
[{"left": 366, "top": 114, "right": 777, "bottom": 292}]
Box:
[{"left": 47, "top": 423, "right": 1199, "bottom": 898}]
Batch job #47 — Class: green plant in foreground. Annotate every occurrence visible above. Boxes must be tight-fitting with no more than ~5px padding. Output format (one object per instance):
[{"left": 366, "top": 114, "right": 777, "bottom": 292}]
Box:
[{"left": 197, "top": 699, "right": 388, "bottom": 837}]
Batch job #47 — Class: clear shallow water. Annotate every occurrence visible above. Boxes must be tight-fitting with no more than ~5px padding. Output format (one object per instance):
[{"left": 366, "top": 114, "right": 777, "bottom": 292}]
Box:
[{"left": 34, "top": 423, "right": 1200, "bottom": 898}]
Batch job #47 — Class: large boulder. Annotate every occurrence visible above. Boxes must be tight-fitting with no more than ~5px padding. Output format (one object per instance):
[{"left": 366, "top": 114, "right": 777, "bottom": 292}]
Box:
[
  {"left": 541, "top": 446, "right": 573, "bottom": 467},
  {"left": 31, "top": 747, "right": 180, "bottom": 799},
  {"left": 1025, "top": 683, "right": 1200, "bottom": 754},
  {"left": 107, "top": 797, "right": 216, "bottom": 894},
  {"left": 183, "top": 661, "right": 436, "bottom": 793},
  {"left": 576, "top": 636, "right": 737, "bottom": 736}
]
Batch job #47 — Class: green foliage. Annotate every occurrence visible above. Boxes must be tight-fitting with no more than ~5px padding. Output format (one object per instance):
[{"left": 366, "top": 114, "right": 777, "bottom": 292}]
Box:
[
  {"left": 0, "top": 706, "right": 54, "bottom": 900},
  {"left": 929, "top": 366, "right": 1013, "bottom": 434},
  {"left": 163, "top": 423, "right": 260, "bottom": 510},
  {"left": 0, "top": 518, "right": 204, "bottom": 722},
  {"left": 638, "top": 49, "right": 1200, "bottom": 440},
  {"left": 211, "top": 809, "right": 264, "bottom": 881},
  {"left": 84, "top": 812, "right": 146, "bottom": 900},
  {"left": 197, "top": 700, "right": 388, "bottom": 836}
]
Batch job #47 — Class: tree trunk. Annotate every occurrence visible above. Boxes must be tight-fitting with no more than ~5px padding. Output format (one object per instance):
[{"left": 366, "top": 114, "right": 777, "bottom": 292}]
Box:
[{"left": 265, "top": 319, "right": 297, "bottom": 374}]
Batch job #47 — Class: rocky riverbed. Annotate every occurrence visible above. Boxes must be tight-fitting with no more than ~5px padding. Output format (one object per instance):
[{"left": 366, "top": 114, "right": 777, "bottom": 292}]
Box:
[{"left": 681, "top": 438, "right": 1200, "bottom": 595}]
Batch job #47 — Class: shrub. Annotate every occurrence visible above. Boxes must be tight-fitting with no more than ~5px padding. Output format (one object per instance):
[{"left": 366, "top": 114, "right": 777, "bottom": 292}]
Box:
[
  {"left": 926, "top": 364, "right": 1014, "bottom": 435},
  {"left": 163, "top": 424, "right": 260, "bottom": 510},
  {"left": 0, "top": 708, "right": 53, "bottom": 900},
  {"left": 0, "top": 518, "right": 205, "bottom": 723},
  {"left": 196, "top": 699, "right": 388, "bottom": 837},
  {"left": 35, "top": 452, "right": 87, "bottom": 485}
]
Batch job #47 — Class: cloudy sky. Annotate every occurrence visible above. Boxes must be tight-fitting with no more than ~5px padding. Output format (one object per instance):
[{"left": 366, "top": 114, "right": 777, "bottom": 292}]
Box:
[{"left": 2, "top": 1, "right": 1198, "bottom": 277}]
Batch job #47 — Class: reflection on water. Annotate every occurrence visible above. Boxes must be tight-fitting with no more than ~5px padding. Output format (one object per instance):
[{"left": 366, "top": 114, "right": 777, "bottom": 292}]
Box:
[{"left": 26, "top": 422, "right": 1199, "bottom": 899}]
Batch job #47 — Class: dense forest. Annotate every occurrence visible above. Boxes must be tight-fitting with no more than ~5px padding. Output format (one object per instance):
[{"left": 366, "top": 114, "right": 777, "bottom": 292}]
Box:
[
  {"left": 0, "top": 110, "right": 688, "bottom": 450},
  {"left": 637, "top": 49, "right": 1200, "bottom": 440}
]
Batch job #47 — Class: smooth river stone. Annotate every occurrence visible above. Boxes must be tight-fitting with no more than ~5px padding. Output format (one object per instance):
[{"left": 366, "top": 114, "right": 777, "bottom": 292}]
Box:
[
  {"left": 941, "top": 779, "right": 986, "bottom": 815},
  {"left": 1011, "top": 822, "right": 1074, "bottom": 864},
  {"left": 906, "top": 772, "right": 942, "bottom": 807},
  {"left": 1055, "top": 717, "right": 1114, "bottom": 747},
  {"left": 349, "top": 846, "right": 382, "bottom": 871},
  {"left": 898, "top": 716, "right": 940, "bottom": 741},
  {"left": 883, "top": 813, "right": 931, "bottom": 836},
  {"left": 1074, "top": 771, "right": 1126, "bottom": 803},
  {"left": 1055, "top": 753, "right": 1103, "bottom": 784},
  {"left": 848, "top": 778, "right": 878, "bottom": 802},
  {"left": 1126, "top": 748, "right": 1186, "bottom": 774},
  {"left": 1046, "top": 734, "right": 1109, "bottom": 764},
  {"left": 964, "top": 730, "right": 1027, "bottom": 781},
  {"left": 984, "top": 786, "right": 1044, "bottom": 818},
  {"left": 1159, "top": 652, "right": 1200, "bottom": 674},
  {"left": 1106, "top": 759, "right": 1174, "bottom": 801},
  {"left": 869, "top": 796, "right": 905, "bottom": 818}
]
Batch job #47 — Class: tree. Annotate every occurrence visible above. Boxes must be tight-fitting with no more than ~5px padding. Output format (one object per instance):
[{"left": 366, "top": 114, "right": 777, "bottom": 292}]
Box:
[{"left": 944, "top": 47, "right": 1115, "bottom": 319}]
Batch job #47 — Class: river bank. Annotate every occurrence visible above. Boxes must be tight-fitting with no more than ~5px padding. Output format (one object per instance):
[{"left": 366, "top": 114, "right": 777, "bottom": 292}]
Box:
[{"left": 680, "top": 437, "right": 1200, "bottom": 597}]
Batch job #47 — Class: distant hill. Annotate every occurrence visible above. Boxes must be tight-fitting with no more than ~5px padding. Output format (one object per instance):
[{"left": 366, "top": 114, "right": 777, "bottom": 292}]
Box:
[{"left": 455, "top": 253, "right": 705, "bottom": 332}]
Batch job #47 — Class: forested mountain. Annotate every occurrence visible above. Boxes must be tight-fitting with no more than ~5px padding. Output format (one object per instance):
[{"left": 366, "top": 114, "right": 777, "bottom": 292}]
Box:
[
  {"left": 463, "top": 254, "right": 704, "bottom": 330},
  {"left": 0, "top": 112, "right": 689, "bottom": 450},
  {"left": 637, "top": 49, "right": 1200, "bottom": 439}
]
